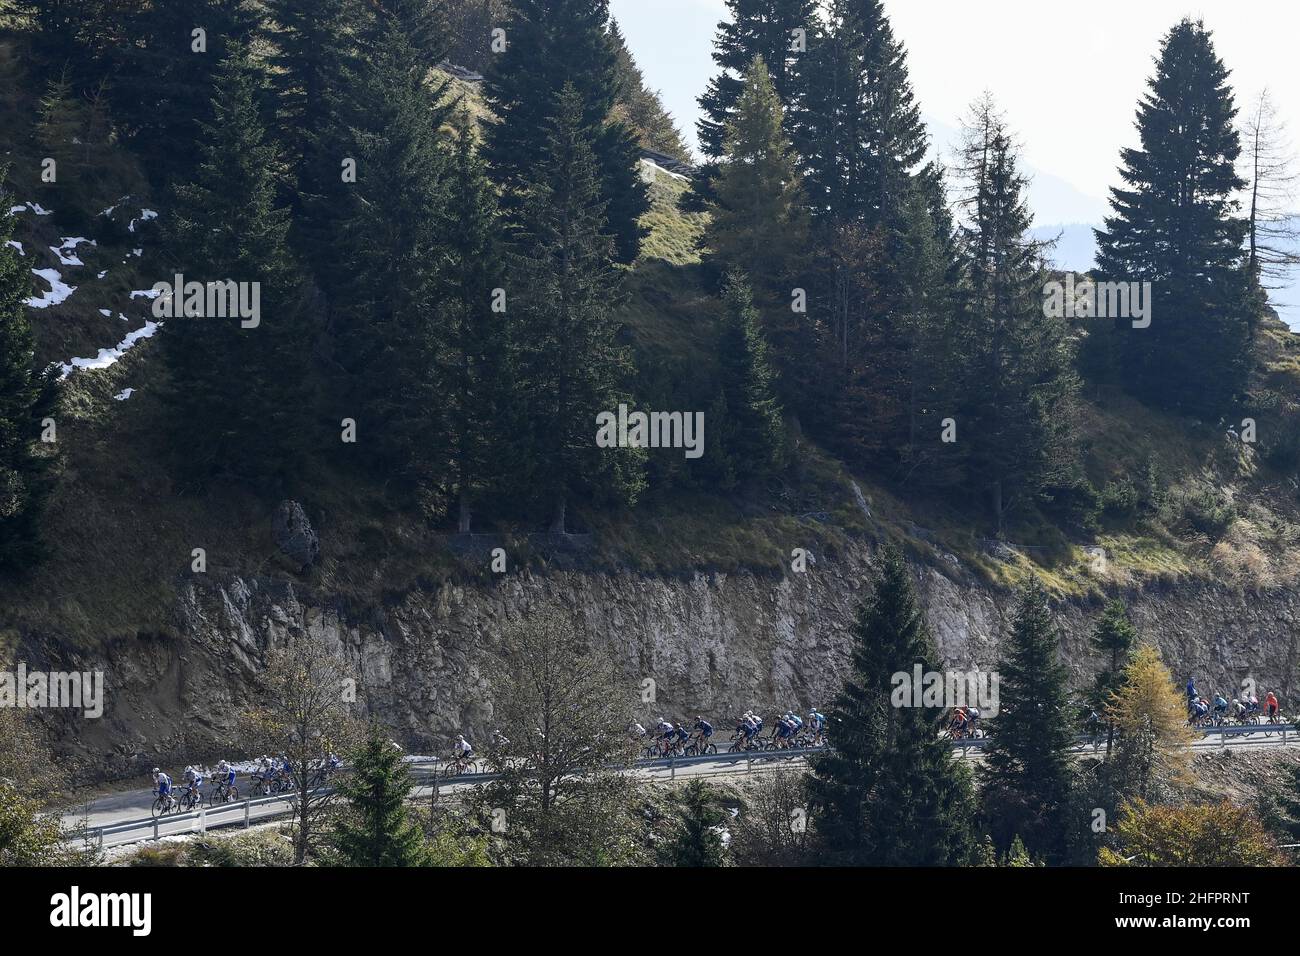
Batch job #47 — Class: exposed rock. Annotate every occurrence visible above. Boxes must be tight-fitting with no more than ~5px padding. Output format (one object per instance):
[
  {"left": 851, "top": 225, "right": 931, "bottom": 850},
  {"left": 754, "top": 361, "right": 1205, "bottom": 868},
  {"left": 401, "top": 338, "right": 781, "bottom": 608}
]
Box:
[{"left": 271, "top": 500, "right": 319, "bottom": 571}]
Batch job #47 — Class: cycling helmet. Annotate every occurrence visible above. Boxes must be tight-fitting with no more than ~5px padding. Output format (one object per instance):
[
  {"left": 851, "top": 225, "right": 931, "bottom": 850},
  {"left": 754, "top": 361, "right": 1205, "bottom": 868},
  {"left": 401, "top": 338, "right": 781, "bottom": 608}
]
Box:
[{"left": 152, "top": 767, "right": 160, "bottom": 774}]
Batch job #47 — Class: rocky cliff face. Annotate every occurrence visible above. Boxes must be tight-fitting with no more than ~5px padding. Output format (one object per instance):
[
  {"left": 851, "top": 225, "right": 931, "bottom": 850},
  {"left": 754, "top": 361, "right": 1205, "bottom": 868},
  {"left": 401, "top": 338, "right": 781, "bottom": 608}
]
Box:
[{"left": 21, "top": 539, "right": 1300, "bottom": 780}]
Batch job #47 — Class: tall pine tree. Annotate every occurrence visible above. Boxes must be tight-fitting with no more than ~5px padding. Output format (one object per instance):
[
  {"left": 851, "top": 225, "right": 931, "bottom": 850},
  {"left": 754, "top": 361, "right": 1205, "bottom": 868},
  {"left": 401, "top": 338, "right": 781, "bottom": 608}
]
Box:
[
  {"left": 333, "top": 722, "right": 429, "bottom": 866},
  {"left": 483, "top": 0, "right": 648, "bottom": 264},
  {"left": 809, "top": 546, "right": 975, "bottom": 865},
  {"left": 162, "top": 44, "right": 309, "bottom": 491},
  {"left": 509, "top": 83, "right": 645, "bottom": 533},
  {"left": 953, "top": 96, "right": 1079, "bottom": 534},
  {"left": 980, "top": 576, "right": 1076, "bottom": 862},
  {"left": 1094, "top": 19, "right": 1252, "bottom": 416}
]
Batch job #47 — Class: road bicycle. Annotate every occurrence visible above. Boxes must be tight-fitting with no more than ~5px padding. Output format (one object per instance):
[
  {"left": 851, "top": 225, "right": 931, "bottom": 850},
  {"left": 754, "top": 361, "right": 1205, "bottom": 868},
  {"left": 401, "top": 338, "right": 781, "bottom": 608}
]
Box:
[{"left": 150, "top": 789, "right": 180, "bottom": 818}]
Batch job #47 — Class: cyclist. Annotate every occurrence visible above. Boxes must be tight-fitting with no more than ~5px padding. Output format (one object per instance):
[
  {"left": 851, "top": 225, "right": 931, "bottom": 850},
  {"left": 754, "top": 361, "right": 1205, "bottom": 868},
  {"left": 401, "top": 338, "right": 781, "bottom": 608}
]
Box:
[
  {"left": 217, "top": 759, "right": 237, "bottom": 794},
  {"left": 665, "top": 722, "right": 684, "bottom": 753},
  {"left": 747, "top": 711, "right": 764, "bottom": 747},
  {"left": 692, "top": 716, "right": 713, "bottom": 750},
  {"left": 807, "top": 708, "right": 826, "bottom": 745},
  {"left": 182, "top": 765, "right": 203, "bottom": 801},
  {"left": 152, "top": 768, "right": 173, "bottom": 809},
  {"left": 1213, "top": 693, "right": 1229, "bottom": 723},
  {"left": 655, "top": 717, "right": 676, "bottom": 754},
  {"left": 1266, "top": 691, "right": 1280, "bottom": 721},
  {"left": 966, "top": 706, "right": 982, "bottom": 736},
  {"left": 783, "top": 711, "right": 803, "bottom": 746},
  {"left": 1231, "top": 698, "right": 1246, "bottom": 722},
  {"left": 1083, "top": 709, "right": 1103, "bottom": 740},
  {"left": 1190, "top": 696, "right": 1210, "bottom": 725},
  {"left": 1186, "top": 677, "right": 1198, "bottom": 703},
  {"left": 949, "top": 706, "right": 970, "bottom": 738},
  {"left": 453, "top": 734, "right": 474, "bottom": 763}
]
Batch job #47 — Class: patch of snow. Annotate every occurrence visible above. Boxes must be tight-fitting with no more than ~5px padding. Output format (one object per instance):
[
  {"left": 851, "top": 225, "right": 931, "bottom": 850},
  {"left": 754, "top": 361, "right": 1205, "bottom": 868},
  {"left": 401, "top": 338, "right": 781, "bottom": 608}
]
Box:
[
  {"left": 97, "top": 270, "right": 108, "bottom": 279},
  {"left": 21, "top": 201, "right": 53, "bottom": 216},
  {"left": 8, "top": 205, "right": 24, "bottom": 215},
  {"left": 130, "top": 287, "right": 162, "bottom": 300},
  {"left": 50, "top": 237, "right": 96, "bottom": 267},
  {"left": 127, "top": 208, "right": 158, "bottom": 233},
  {"left": 4, "top": 239, "right": 22, "bottom": 255},
  {"left": 113, "top": 388, "right": 135, "bottom": 401},
  {"left": 130, "top": 248, "right": 142, "bottom": 257},
  {"left": 98, "top": 309, "right": 112, "bottom": 317},
  {"left": 25, "top": 268, "right": 76, "bottom": 309},
  {"left": 58, "top": 320, "right": 162, "bottom": 378}
]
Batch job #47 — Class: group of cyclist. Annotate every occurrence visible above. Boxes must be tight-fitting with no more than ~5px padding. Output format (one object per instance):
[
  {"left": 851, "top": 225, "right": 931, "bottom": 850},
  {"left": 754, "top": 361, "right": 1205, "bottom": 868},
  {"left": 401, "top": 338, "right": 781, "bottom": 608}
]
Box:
[
  {"left": 150, "top": 753, "right": 342, "bottom": 811},
  {"left": 627, "top": 708, "right": 827, "bottom": 756},
  {"left": 1185, "top": 679, "right": 1280, "bottom": 728},
  {"left": 946, "top": 706, "right": 983, "bottom": 739}
]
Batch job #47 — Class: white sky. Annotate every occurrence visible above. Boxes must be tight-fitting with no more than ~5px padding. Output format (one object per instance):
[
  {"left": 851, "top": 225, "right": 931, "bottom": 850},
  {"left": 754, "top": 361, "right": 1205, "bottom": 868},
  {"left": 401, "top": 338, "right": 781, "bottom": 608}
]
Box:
[{"left": 611, "top": 0, "right": 1300, "bottom": 221}]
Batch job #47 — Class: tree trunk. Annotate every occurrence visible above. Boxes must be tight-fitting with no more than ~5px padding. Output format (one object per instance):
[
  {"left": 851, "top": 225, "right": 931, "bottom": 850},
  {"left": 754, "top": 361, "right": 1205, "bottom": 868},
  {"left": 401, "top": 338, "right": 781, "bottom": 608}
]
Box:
[{"left": 549, "top": 496, "right": 567, "bottom": 535}]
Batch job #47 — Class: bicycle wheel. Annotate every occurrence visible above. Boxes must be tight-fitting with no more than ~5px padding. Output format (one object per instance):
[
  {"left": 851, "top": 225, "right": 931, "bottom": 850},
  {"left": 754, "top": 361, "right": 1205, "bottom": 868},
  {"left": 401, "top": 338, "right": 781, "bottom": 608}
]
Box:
[
  {"left": 704, "top": 742, "right": 717, "bottom": 755},
  {"left": 151, "top": 796, "right": 165, "bottom": 818}
]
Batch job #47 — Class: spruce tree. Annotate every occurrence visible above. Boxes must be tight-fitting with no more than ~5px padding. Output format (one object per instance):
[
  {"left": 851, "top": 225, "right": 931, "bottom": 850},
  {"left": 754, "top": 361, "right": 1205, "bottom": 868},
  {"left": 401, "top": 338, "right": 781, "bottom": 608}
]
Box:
[
  {"left": 712, "top": 272, "right": 786, "bottom": 483},
  {"left": 1094, "top": 18, "right": 1252, "bottom": 416},
  {"left": 809, "top": 546, "right": 975, "bottom": 865},
  {"left": 435, "top": 110, "right": 511, "bottom": 532},
  {"left": 0, "top": 200, "right": 59, "bottom": 572},
  {"left": 954, "top": 96, "right": 1078, "bottom": 534},
  {"left": 659, "top": 779, "right": 728, "bottom": 867},
  {"left": 113, "top": 0, "right": 260, "bottom": 186},
  {"left": 703, "top": 57, "right": 809, "bottom": 295},
  {"left": 1089, "top": 599, "right": 1138, "bottom": 755},
  {"left": 330, "top": 18, "right": 452, "bottom": 502},
  {"left": 162, "top": 45, "right": 309, "bottom": 491},
  {"left": 483, "top": 0, "right": 648, "bottom": 264},
  {"left": 508, "top": 83, "right": 645, "bottom": 533},
  {"left": 333, "top": 723, "right": 428, "bottom": 867},
  {"left": 979, "top": 576, "right": 1076, "bottom": 861},
  {"left": 692, "top": 0, "right": 817, "bottom": 208}
]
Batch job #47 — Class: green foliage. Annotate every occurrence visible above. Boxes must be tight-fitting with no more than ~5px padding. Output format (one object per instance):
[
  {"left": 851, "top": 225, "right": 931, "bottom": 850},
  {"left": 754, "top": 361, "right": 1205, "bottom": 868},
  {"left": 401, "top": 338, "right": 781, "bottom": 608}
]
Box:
[
  {"left": 0, "top": 193, "right": 59, "bottom": 572},
  {"left": 507, "top": 83, "right": 645, "bottom": 531},
  {"left": 659, "top": 779, "right": 729, "bottom": 866},
  {"left": 333, "top": 722, "right": 429, "bottom": 866},
  {"left": 810, "top": 546, "right": 976, "bottom": 865},
  {"left": 980, "top": 577, "right": 1076, "bottom": 862},
  {"left": 483, "top": 0, "right": 648, "bottom": 263},
  {"left": 1094, "top": 18, "right": 1254, "bottom": 416},
  {"left": 161, "top": 44, "right": 309, "bottom": 492}
]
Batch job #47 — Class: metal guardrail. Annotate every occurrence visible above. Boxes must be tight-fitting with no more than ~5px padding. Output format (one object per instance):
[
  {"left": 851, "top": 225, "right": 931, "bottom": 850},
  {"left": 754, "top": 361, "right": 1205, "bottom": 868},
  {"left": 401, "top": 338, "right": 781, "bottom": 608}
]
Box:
[{"left": 72, "top": 725, "right": 1298, "bottom": 849}]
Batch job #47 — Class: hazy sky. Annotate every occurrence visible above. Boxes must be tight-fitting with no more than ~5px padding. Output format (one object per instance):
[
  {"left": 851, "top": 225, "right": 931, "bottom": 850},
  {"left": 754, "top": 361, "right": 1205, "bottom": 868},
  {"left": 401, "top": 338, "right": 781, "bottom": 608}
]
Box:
[{"left": 610, "top": 0, "right": 1300, "bottom": 223}]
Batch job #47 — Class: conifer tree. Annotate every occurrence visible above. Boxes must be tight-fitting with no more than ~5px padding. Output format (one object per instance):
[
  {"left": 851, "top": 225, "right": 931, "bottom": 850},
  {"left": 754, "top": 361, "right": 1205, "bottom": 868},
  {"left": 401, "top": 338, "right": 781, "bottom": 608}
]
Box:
[
  {"left": 1089, "top": 599, "right": 1138, "bottom": 755},
  {"left": 711, "top": 272, "right": 786, "bottom": 483},
  {"left": 1104, "top": 644, "right": 1196, "bottom": 803},
  {"left": 114, "top": 0, "right": 260, "bottom": 186},
  {"left": 330, "top": 18, "right": 453, "bottom": 502},
  {"left": 703, "top": 57, "right": 809, "bottom": 296},
  {"left": 483, "top": 0, "right": 648, "bottom": 264},
  {"left": 809, "top": 546, "right": 975, "bottom": 865},
  {"left": 692, "top": 0, "right": 817, "bottom": 208},
  {"left": 333, "top": 722, "right": 428, "bottom": 867},
  {"left": 262, "top": 0, "right": 367, "bottom": 291},
  {"left": 659, "top": 779, "right": 729, "bottom": 867},
  {"left": 980, "top": 577, "right": 1075, "bottom": 862},
  {"left": 509, "top": 83, "right": 644, "bottom": 533},
  {"left": 435, "top": 110, "right": 511, "bottom": 532},
  {"left": 954, "top": 96, "right": 1078, "bottom": 534},
  {"left": 162, "top": 45, "right": 309, "bottom": 491},
  {"left": 1094, "top": 19, "right": 1252, "bottom": 416},
  {"left": 0, "top": 199, "right": 59, "bottom": 572}
]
